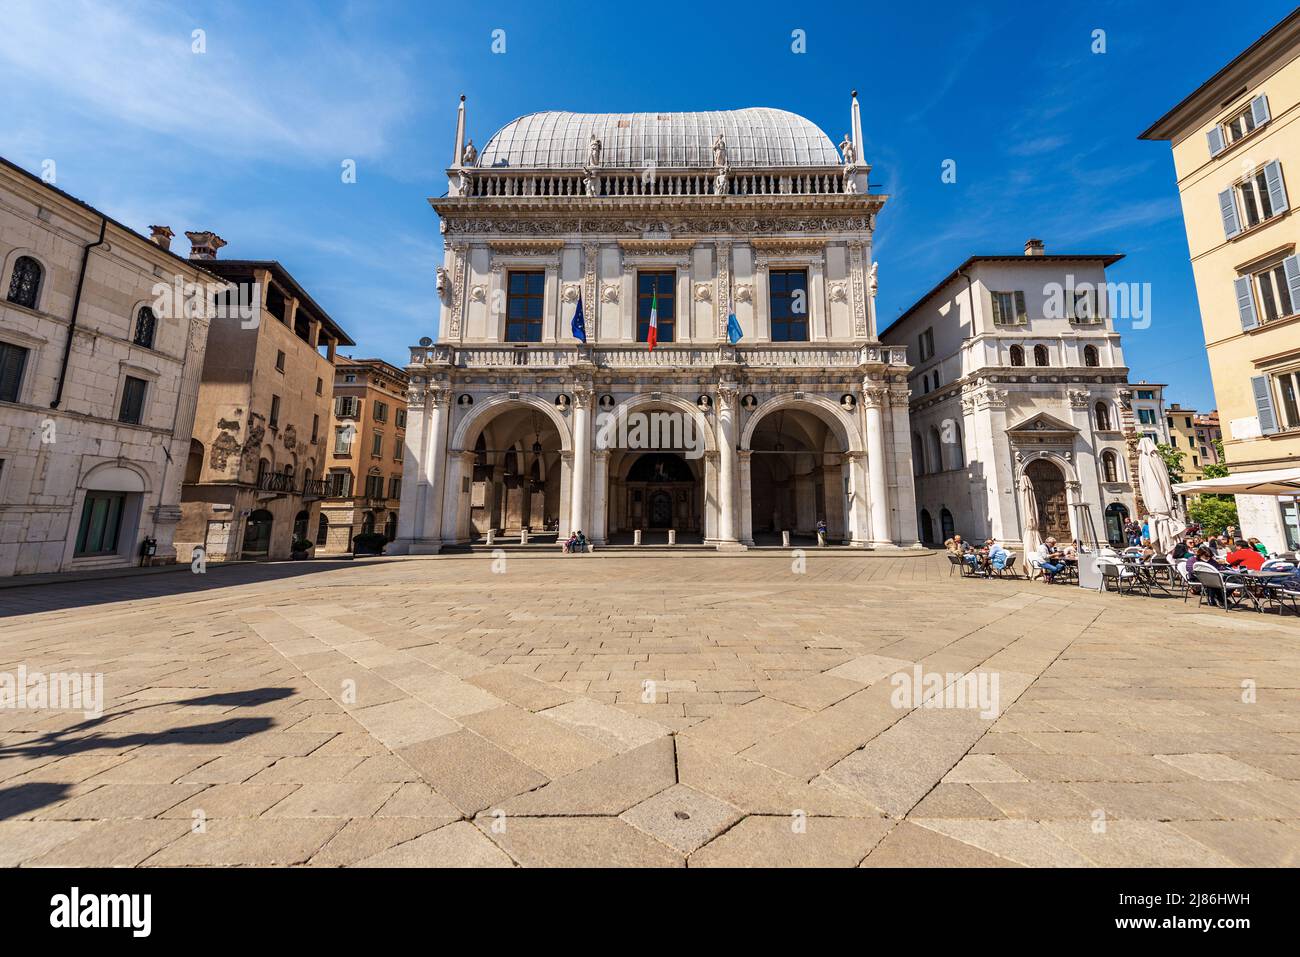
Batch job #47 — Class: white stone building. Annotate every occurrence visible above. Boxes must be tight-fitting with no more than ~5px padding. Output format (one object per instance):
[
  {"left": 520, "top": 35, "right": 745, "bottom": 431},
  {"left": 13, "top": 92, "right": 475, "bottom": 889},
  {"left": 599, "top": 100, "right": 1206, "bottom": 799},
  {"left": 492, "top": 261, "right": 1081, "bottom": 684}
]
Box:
[
  {"left": 881, "top": 241, "right": 1144, "bottom": 548},
  {"left": 395, "top": 97, "right": 920, "bottom": 552},
  {"left": 1130, "top": 381, "right": 1169, "bottom": 445},
  {"left": 0, "top": 157, "right": 215, "bottom": 576}
]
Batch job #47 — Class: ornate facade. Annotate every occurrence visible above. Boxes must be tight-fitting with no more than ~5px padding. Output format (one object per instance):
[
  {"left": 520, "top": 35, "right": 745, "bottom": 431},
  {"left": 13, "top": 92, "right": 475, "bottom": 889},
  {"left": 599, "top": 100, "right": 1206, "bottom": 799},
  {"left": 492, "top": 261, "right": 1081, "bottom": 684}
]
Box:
[{"left": 394, "top": 97, "right": 921, "bottom": 551}]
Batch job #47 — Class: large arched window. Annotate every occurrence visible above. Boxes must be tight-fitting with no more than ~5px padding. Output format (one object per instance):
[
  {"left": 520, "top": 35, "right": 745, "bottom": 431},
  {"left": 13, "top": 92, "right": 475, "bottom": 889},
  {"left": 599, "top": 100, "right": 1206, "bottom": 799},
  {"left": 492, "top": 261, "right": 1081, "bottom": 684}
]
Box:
[
  {"left": 1101, "top": 449, "right": 1121, "bottom": 483},
  {"left": 919, "top": 509, "right": 934, "bottom": 546},
  {"left": 946, "top": 422, "right": 965, "bottom": 470},
  {"left": 1083, "top": 344, "right": 1099, "bottom": 367},
  {"left": 1033, "top": 344, "right": 1050, "bottom": 367},
  {"left": 928, "top": 426, "right": 944, "bottom": 474},
  {"left": 133, "top": 306, "right": 157, "bottom": 349},
  {"left": 316, "top": 513, "right": 330, "bottom": 546},
  {"left": 1009, "top": 345, "right": 1025, "bottom": 367},
  {"left": 6, "top": 256, "right": 42, "bottom": 309},
  {"left": 911, "top": 432, "right": 924, "bottom": 477},
  {"left": 1094, "top": 402, "right": 1112, "bottom": 431}
]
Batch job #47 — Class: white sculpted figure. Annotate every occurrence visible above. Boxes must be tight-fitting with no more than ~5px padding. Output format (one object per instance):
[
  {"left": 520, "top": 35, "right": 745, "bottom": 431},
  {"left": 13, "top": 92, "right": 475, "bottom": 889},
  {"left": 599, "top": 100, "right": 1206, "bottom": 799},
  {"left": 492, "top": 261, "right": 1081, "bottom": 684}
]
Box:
[
  {"left": 435, "top": 266, "right": 450, "bottom": 302},
  {"left": 462, "top": 139, "right": 477, "bottom": 166},
  {"left": 839, "top": 134, "right": 855, "bottom": 166},
  {"left": 713, "top": 132, "right": 727, "bottom": 167},
  {"left": 714, "top": 167, "right": 728, "bottom": 196},
  {"left": 868, "top": 261, "right": 879, "bottom": 298},
  {"left": 588, "top": 134, "right": 602, "bottom": 168}
]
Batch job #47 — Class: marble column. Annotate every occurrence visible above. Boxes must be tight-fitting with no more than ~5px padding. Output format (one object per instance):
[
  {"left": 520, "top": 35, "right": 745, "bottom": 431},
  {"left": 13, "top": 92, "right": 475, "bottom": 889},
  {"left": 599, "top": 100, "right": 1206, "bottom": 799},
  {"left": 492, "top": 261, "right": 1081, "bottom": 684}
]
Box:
[
  {"left": 716, "top": 384, "right": 739, "bottom": 545},
  {"left": 846, "top": 451, "right": 870, "bottom": 546},
  {"left": 393, "top": 379, "right": 430, "bottom": 553},
  {"left": 592, "top": 449, "right": 609, "bottom": 544},
  {"left": 863, "top": 387, "right": 892, "bottom": 546},
  {"left": 738, "top": 449, "right": 754, "bottom": 546},
  {"left": 558, "top": 450, "right": 574, "bottom": 537},
  {"left": 418, "top": 387, "right": 451, "bottom": 550},
  {"left": 570, "top": 385, "right": 593, "bottom": 535}
]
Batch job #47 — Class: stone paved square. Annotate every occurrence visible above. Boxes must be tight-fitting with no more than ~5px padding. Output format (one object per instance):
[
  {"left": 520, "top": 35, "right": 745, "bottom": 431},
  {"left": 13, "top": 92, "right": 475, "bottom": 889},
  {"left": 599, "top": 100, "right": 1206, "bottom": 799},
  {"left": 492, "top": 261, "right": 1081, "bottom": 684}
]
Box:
[{"left": 1, "top": 552, "right": 1298, "bottom": 867}]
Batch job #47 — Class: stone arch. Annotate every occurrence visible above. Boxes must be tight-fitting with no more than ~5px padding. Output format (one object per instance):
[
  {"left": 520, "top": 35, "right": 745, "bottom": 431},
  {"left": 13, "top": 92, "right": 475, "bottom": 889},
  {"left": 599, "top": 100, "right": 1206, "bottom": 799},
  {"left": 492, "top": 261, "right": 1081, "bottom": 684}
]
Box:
[
  {"left": 608, "top": 392, "right": 718, "bottom": 453},
  {"left": 2, "top": 247, "right": 52, "bottom": 313},
  {"left": 451, "top": 392, "right": 573, "bottom": 452},
  {"left": 80, "top": 459, "right": 150, "bottom": 493},
  {"left": 1016, "top": 449, "right": 1079, "bottom": 485},
  {"left": 739, "top": 393, "right": 863, "bottom": 453}
]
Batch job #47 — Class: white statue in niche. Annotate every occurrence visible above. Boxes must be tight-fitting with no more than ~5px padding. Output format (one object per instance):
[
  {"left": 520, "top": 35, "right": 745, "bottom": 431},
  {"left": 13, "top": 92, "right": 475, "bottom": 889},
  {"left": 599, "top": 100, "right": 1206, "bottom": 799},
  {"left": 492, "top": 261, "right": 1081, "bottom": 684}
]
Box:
[
  {"left": 435, "top": 266, "right": 450, "bottom": 302},
  {"left": 588, "top": 134, "right": 602, "bottom": 168},
  {"left": 868, "top": 261, "right": 879, "bottom": 298},
  {"left": 462, "top": 139, "right": 477, "bottom": 166},
  {"left": 712, "top": 132, "right": 727, "bottom": 167}
]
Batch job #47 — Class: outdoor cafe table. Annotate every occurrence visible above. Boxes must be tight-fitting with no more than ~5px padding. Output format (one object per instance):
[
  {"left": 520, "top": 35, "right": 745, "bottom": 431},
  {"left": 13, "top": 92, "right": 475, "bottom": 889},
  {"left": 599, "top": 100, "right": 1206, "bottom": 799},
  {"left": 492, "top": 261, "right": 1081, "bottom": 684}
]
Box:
[
  {"left": 1223, "top": 568, "right": 1292, "bottom": 612},
  {"left": 1121, "top": 558, "right": 1177, "bottom": 596}
]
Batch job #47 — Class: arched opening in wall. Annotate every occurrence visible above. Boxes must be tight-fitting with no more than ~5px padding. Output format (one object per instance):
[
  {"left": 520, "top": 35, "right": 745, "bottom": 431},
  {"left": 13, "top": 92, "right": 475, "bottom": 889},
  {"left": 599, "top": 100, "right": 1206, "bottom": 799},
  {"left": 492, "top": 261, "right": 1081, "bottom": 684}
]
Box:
[
  {"left": 361, "top": 510, "right": 376, "bottom": 536},
  {"left": 316, "top": 513, "right": 330, "bottom": 547},
  {"left": 609, "top": 451, "right": 703, "bottom": 544},
  {"left": 1033, "top": 344, "right": 1050, "bottom": 367},
  {"left": 1101, "top": 449, "right": 1121, "bottom": 484},
  {"left": 911, "top": 432, "right": 924, "bottom": 477},
  {"left": 919, "top": 508, "right": 934, "bottom": 546},
  {"left": 1104, "top": 502, "right": 1129, "bottom": 547},
  {"left": 747, "top": 405, "right": 850, "bottom": 545},
  {"left": 185, "top": 439, "right": 204, "bottom": 485},
  {"left": 1009, "top": 345, "right": 1025, "bottom": 367},
  {"left": 947, "top": 421, "right": 965, "bottom": 469},
  {"left": 1026, "top": 459, "right": 1070, "bottom": 542},
  {"left": 242, "top": 509, "right": 274, "bottom": 558},
  {"left": 384, "top": 511, "right": 398, "bottom": 541},
  {"left": 1095, "top": 402, "right": 1112, "bottom": 431},
  {"left": 293, "top": 510, "right": 310, "bottom": 542},
  {"left": 464, "top": 402, "right": 565, "bottom": 543},
  {"left": 1084, "top": 345, "right": 1099, "bottom": 367},
  {"left": 927, "top": 426, "right": 944, "bottom": 474},
  {"left": 940, "top": 508, "right": 955, "bottom": 541}
]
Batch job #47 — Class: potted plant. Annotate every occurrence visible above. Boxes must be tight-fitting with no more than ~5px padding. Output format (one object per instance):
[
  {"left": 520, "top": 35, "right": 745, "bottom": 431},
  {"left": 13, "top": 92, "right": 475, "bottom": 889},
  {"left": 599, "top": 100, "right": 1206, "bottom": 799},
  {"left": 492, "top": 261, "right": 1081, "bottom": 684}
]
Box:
[
  {"left": 352, "top": 532, "right": 388, "bottom": 556},
  {"left": 290, "top": 538, "right": 314, "bottom": 560}
]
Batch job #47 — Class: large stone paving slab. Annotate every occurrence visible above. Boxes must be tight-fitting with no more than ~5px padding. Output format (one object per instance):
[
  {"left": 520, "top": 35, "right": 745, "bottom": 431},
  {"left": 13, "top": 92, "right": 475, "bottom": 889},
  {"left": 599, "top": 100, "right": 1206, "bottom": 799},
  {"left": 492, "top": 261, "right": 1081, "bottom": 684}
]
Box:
[{"left": 0, "top": 552, "right": 1298, "bottom": 866}]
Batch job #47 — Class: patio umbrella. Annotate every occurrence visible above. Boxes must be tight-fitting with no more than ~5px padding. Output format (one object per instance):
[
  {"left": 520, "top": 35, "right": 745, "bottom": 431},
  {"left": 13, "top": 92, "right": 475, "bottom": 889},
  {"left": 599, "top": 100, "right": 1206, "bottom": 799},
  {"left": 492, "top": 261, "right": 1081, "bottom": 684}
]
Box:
[
  {"left": 1172, "top": 466, "right": 1300, "bottom": 496},
  {"left": 1137, "top": 436, "right": 1179, "bottom": 553},
  {"left": 1018, "top": 473, "right": 1041, "bottom": 558}
]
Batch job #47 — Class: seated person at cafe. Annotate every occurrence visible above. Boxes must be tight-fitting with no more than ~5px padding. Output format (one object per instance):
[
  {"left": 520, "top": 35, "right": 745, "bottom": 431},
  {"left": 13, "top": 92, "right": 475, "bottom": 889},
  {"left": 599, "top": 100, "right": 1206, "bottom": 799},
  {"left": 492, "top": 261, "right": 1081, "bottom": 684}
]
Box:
[
  {"left": 1036, "top": 539, "right": 1066, "bottom": 582},
  {"left": 944, "top": 535, "right": 965, "bottom": 556},
  {"left": 987, "top": 540, "right": 1009, "bottom": 570},
  {"left": 1192, "top": 547, "right": 1230, "bottom": 607},
  {"left": 1248, "top": 537, "right": 1269, "bottom": 557},
  {"left": 1226, "top": 539, "right": 1265, "bottom": 571}
]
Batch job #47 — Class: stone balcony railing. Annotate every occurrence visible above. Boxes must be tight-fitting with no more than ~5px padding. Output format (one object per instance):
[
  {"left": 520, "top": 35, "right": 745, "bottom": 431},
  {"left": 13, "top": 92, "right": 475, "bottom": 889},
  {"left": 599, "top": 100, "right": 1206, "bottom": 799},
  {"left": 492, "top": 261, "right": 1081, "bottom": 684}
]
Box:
[
  {"left": 459, "top": 166, "right": 852, "bottom": 200},
  {"left": 408, "top": 342, "right": 907, "bottom": 371}
]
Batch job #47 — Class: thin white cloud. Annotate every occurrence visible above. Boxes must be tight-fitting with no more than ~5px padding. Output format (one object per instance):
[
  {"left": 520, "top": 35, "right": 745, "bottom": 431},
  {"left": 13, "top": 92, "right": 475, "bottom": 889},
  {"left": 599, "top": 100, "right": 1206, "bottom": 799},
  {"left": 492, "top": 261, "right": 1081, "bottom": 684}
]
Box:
[{"left": 0, "top": 0, "right": 412, "bottom": 163}]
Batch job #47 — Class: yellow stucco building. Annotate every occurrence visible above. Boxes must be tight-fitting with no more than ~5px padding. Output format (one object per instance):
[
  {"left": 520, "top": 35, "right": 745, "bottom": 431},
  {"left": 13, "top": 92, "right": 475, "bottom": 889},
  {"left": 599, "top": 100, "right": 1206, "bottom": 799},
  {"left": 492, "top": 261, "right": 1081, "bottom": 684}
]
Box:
[{"left": 1142, "top": 10, "right": 1300, "bottom": 550}]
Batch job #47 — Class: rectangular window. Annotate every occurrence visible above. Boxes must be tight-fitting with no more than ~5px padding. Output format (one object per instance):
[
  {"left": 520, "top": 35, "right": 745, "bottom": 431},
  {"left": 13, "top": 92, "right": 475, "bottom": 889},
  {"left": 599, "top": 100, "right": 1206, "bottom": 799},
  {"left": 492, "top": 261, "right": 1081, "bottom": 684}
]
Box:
[
  {"left": 275, "top": 350, "right": 285, "bottom": 372},
  {"left": 506, "top": 271, "right": 546, "bottom": 342},
  {"left": 269, "top": 394, "right": 281, "bottom": 428},
  {"left": 637, "top": 272, "right": 676, "bottom": 343},
  {"left": 918, "top": 328, "right": 934, "bottom": 361},
  {"left": 371, "top": 432, "right": 383, "bottom": 457},
  {"left": 75, "top": 491, "right": 126, "bottom": 556},
  {"left": 316, "top": 377, "right": 323, "bottom": 395},
  {"left": 389, "top": 476, "right": 402, "bottom": 500},
  {"left": 365, "top": 474, "right": 385, "bottom": 499},
  {"left": 0, "top": 342, "right": 29, "bottom": 403},
  {"left": 1136, "top": 390, "right": 1155, "bottom": 400},
  {"left": 1137, "top": 409, "right": 1156, "bottom": 425},
  {"left": 1254, "top": 261, "right": 1296, "bottom": 322},
  {"left": 374, "top": 400, "right": 388, "bottom": 423},
  {"left": 118, "top": 376, "right": 147, "bottom": 424},
  {"left": 334, "top": 426, "right": 352, "bottom": 455},
  {"left": 991, "top": 291, "right": 1027, "bottom": 325},
  {"left": 396, "top": 408, "right": 407, "bottom": 429},
  {"left": 336, "top": 396, "right": 359, "bottom": 418},
  {"left": 768, "top": 269, "right": 809, "bottom": 342},
  {"left": 311, "top": 414, "right": 319, "bottom": 442},
  {"left": 328, "top": 470, "right": 352, "bottom": 497},
  {"left": 1276, "top": 370, "right": 1300, "bottom": 430}
]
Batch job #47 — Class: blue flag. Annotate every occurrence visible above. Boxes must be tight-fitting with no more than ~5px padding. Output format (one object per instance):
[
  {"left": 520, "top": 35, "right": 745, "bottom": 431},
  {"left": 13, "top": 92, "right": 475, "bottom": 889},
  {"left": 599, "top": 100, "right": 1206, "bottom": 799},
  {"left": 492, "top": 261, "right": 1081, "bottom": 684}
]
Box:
[
  {"left": 571, "top": 295, "right": 587, "bottom": 343},
  {"left": 726, "top": 298, "right": 743, "bottom": 344}
]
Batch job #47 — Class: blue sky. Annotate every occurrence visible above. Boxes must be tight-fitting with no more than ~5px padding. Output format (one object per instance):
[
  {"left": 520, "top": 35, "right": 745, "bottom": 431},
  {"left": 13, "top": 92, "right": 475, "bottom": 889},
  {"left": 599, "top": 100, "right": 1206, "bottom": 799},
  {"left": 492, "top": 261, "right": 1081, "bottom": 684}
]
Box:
[{"left": 3, "top": 0, "right": 1294, "bottom": 412}]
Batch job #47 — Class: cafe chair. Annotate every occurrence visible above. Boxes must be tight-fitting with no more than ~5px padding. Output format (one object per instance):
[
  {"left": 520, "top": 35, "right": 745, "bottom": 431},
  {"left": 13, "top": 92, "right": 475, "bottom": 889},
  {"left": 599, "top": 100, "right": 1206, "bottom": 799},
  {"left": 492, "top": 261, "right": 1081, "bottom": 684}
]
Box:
[{"left": 1191, "top": 563, "right": 1247, "bottom": 612}]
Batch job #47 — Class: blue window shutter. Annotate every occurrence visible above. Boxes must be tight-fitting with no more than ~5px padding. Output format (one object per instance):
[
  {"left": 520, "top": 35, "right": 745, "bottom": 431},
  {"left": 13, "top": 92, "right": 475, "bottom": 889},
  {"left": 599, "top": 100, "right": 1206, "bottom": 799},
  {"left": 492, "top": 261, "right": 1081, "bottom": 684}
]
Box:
[
  {"left": 1264, "top": 160, "right": 1289, "bottom": 215},
  {"left": 1251, "top": 375, "right": 1278, "bottom": 434},
  {"left": 1207, "top": 126, "right": 1226, "bottom": 157},
  {"left": 1284, "top": 255, "right": 1300, "bottom": 316},
  {"left": 1234, "top": 276, "right": 1259, "bottom": 331},
  {"left": 1251, "top": 94, "right": 1271, "bottom": 127},
  {"left": 1219, "top": 187, "right": 1241, "bottom": 238}
]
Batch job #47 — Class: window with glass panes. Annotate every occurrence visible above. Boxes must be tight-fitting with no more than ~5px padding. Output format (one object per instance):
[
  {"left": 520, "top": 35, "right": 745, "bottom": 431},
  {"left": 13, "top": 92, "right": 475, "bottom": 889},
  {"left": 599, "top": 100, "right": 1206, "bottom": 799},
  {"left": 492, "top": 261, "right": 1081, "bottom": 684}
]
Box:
[
  {"left": 637, "top": 272, "right": 675, "bottom": 343},
  {"left": 1276, "top": 370, "right": 1300, "bottom": 430},
  {"left": 1238, "top": 168, "right": 1279, "bottom": 228},
  {"left": 506, "top": 271, "right": 545, "bottom": 342},
  {"left": 1254, "top": 262, "right": 1295, "bottom": 322},
  {"left": 769, "top": 270, "right": 809, "bottom": 342},
  {"left": 75, "top": 491, "right": 126, "bottom": 556}
]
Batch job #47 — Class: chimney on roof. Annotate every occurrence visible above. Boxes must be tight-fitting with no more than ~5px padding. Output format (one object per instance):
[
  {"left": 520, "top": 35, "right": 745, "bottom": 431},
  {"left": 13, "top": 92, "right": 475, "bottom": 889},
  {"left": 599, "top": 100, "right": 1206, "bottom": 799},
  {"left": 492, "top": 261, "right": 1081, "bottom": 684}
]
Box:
[
  {"left": 148, "top": 225, "right": 174, "bottom": 251},
  {"left": 1024, "top": 238, "right": 1045, "bottom": 256},
  {"left": 185, "top": 230, "right": 226, "bottom": 260}
]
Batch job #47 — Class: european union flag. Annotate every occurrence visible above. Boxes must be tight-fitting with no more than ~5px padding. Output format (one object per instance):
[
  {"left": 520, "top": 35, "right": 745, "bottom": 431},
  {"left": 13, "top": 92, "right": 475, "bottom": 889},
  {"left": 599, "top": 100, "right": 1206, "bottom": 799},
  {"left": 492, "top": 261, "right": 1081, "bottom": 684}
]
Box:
[
  {"left": 571, "top": 295, "right": 587, "bottom": 343},
  {"left": 726, "top": 301, "right": 743, "bottom": 344}
]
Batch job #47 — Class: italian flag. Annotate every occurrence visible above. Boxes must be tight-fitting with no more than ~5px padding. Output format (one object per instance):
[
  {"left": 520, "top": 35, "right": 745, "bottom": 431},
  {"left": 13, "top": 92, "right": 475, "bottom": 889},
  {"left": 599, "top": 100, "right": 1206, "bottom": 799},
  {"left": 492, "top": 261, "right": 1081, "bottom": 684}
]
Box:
[{"left": 647, "top": 288, "right": 658, "bottom": 351}]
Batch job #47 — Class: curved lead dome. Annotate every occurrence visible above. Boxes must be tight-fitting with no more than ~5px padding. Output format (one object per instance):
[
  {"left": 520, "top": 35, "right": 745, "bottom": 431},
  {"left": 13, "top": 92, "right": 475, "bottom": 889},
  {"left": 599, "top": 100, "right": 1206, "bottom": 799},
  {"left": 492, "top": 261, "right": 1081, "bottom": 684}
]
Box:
[{"left": 477, "top": 108, "right": 842, "bottom": 170}]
